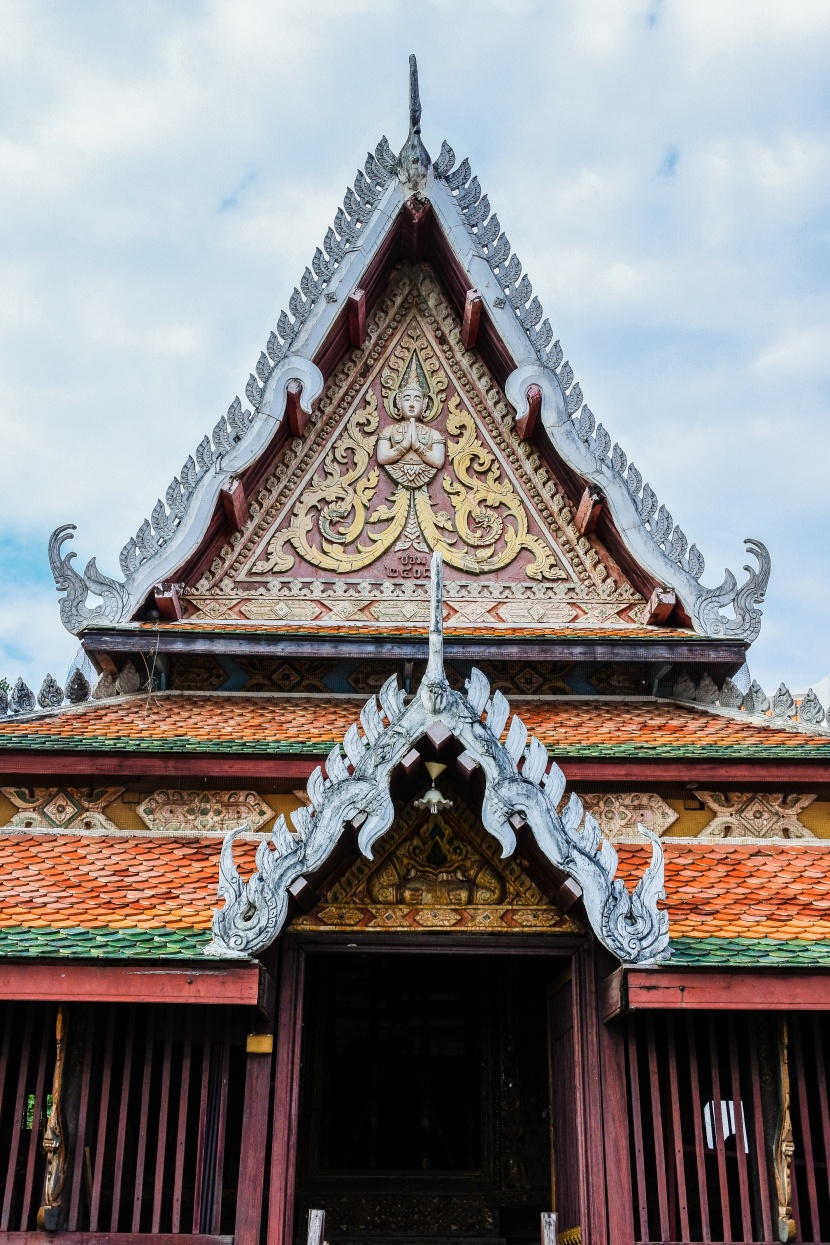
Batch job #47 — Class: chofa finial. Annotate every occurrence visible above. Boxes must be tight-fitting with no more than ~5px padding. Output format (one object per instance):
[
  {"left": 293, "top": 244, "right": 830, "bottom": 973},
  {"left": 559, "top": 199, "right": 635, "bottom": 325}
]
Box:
[
  {"left": 397, "top": 54, "right": 430, "bottom": 191},
  {"left": 409, "top": 53, "right": 422, "bottom": 134}
]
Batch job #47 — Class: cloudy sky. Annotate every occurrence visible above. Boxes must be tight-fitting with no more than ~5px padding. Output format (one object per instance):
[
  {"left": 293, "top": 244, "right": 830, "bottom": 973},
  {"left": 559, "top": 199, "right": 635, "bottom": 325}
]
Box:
[{"left": 2, "top": 0, "right": 829, "bottom": 696}]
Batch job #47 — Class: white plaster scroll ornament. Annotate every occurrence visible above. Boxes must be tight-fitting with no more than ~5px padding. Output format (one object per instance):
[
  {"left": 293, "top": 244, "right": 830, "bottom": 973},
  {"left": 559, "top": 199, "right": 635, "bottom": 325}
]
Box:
[
  {"left": 581, "top": 794, "right": 678, "bottom": 841},
  {"left": 137, "top": 790, "right": 273, "bottom": 835},
  {"left": 48, "top": 56, "right": 769, "bottom": 645},
  {"left": 696, "top": 792, "right": 816, "bottom": 840},
  {"left": 205, "top": 552, "right": 670, "bottom": 966}
]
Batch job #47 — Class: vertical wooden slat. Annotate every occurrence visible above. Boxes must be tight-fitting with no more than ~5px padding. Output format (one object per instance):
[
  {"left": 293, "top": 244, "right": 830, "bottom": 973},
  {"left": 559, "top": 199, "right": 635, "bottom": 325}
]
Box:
[
  {"left": 687, "top": 1019, "right": 711, "bottom": 1244},
  {"left": 647, "top": 1015, "right": 671, "bottom": 1242},
  {"left": 627, "top": 1023, "right": 650, "bottom": 1242},
  {"left": 0, "top": 1005, "right": 14, "bottom": 1138},
  {"left": 110, "top": 1006, "right": 136, "bottom": 1232},
  {"left": 708, "top": 1016, "right": 732, "bottom": 1243},
  {"left": 748, "top": 1021, "right": 773, "bottom": 1244},
  {"left": 267, "top": 939, "right": 306, "bottom": 1245},
  {"left": 20, "top": 1009, "right": 51, "bottom": 1230},
  {"left": 667, "top": 1015, "right": 690, "bottom": 1242},
  {"left": 191, "top": 1029, "right": 213, "bottom": 1232},
  {"left": 90, "top": 1007, "right": 116, "bottom": 1232},
  {"left": 151, "top": 1012, "right": 173, "bottom": 1233},
  {"left": 172, "top": 1013, "right": 192, "bottom": 1235},
  {"left": 727, "top": 1017, "right": 752, "bottom": 1242},
  {"left": 572, "top": 944, "right": 610, "bottom": 1245},
  {"left": 791, "top": 1016, "right": 819, "bottom": 1243},
  {"left": 1, "top": 1003, "right": 34, "bottom": 1230},
  {"left": 235, "top": 1037, "right": 275, "bottom": 1245},
  {"left": 598, "top": 1004, "right": 635, "bottom": 1245},
  {"left": 210, "top": 1015, "right": 232, "bottom": 1234},
  {"left": 68, "top": 1008, "right": 97, "bottom": 1230},
  {"left": 812, "top": 1015, "right": 830, "bottom": 1232},
  {"left": 131, "top": 1006, "right": 156, "bottom": 1233}
]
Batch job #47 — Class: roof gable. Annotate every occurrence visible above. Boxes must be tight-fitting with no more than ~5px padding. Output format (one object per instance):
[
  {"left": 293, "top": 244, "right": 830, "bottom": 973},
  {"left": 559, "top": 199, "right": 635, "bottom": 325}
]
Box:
[
  {"left": 48, "top": 59, "right": 770, "bottom": 646},
  {"left": 182, "top": 263, "right": 645, "bottom": 632}
]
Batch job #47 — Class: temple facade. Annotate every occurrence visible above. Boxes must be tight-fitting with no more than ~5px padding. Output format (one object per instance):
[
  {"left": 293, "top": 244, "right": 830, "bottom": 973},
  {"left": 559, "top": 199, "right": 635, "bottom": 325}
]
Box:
[{"left": 3, "top": 57, "right": 830, "bottom": 1245}]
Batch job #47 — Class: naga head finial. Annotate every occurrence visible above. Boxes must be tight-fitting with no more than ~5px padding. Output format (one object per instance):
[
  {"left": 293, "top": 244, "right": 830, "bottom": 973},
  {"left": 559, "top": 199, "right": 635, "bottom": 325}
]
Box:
[{"left": 397, "top": 54, "right": 430, "bottom": 191}]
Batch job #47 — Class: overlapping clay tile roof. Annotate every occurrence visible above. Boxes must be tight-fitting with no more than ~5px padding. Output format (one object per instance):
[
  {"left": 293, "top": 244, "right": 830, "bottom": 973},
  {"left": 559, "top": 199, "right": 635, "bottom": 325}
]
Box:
[
  {"left": 0, "top": 693, "right": 828, "bottom": 757},
  {"left": 1, "top": 833, "right": 829, "bottom": 965}
]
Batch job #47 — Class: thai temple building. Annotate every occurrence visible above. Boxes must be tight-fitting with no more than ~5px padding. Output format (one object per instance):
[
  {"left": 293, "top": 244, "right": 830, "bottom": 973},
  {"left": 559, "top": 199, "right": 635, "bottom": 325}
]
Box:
[{"left": 5, "top": 57, "right": 830, "bottom": 1245}]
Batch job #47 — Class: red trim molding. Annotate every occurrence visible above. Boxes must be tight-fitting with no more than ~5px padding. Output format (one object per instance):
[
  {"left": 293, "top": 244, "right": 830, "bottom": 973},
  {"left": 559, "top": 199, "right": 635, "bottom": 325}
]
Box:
[
  {"left": 0, "top": 961, "right": 274, "bottom": 1015},
  {"left": 0, "top": 1236, "right": 232, "bottom": 1245},
  {"left": 601, "top": 967, "right": 830, "bottom": 1021},
  {"left": 1, "top": 751, "right": 829, "bottom": 785}
]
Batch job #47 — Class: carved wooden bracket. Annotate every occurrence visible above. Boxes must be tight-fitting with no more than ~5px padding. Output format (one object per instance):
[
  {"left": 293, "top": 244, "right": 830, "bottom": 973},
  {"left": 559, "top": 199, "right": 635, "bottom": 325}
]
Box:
[
  {"left": 221, "top": 477, "right": 249, "bottom": 531},
  {"left": 348, "top": 288, "right": 367, "bottom": 348}
]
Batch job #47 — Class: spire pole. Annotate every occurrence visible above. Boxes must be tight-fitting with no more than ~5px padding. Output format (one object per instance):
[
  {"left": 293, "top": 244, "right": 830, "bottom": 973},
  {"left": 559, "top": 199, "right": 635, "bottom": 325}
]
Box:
[
  {"left": 409, "top": 53, "right": 422, "bottom": 135},
  {"left": 397, "top": 54, "right": 430, "bottom": 190}
]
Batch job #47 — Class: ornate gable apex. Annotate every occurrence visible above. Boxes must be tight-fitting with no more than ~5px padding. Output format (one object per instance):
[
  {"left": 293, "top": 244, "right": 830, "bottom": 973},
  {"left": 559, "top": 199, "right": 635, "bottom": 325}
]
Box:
[
  {"left": 184, "top": 264, "right": 646, "bottom": 633},
  {"left": 49, "top": 56, "right": 770, "bottom": 644}
]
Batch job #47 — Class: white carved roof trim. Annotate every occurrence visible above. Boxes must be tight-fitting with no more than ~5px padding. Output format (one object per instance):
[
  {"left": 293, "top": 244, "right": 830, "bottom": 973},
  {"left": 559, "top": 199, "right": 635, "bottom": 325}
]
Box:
[
  {"left": 205, "top": 552, "right": 671, "bottom": 966},
  {"left": 425, "top": 156, "right": 770, "bottom": 645},
  {"left": 49, "top": 105, "right": 769, "bottom": 645}
]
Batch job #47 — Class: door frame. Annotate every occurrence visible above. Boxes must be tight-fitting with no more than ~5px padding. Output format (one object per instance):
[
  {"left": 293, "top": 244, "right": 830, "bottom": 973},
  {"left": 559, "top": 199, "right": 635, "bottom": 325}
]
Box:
[{"left": 265, "top": 930, "right": 630, "bottom": 1245}]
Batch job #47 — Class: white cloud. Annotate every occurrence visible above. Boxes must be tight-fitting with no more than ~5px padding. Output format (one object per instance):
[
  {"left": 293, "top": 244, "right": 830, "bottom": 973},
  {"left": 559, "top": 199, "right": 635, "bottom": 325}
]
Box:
[{"left": 2, "top": 0, "right": 830, "bottom": 696}]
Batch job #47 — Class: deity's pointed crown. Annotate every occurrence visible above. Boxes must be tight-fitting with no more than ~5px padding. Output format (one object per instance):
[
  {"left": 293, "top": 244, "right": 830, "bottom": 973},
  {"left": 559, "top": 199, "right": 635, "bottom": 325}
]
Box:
[{"left": 393, "top": 348, "right": 436, "bottom": 420}]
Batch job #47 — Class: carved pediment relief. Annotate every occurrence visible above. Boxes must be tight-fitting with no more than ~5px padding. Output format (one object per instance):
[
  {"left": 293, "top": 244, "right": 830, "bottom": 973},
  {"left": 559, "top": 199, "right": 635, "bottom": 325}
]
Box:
[
  {"left": 291, "top": 798, "right": 581, "bottom": 934},
  {"left": 188, "top": 265, "right": 644, "bottom": 631}
]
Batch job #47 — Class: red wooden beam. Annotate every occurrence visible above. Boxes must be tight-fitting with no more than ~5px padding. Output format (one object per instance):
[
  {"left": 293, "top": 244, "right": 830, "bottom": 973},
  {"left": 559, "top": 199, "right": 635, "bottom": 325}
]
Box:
[
  {"left": 220, "top": 477, "right": 248, "bottom": 531},
  {"left": 153, "top": 583, "right": 183, "bottom": 622},
  {"left": 285, "top": 379, "right": 309, "bottom": 437},
  {"left": 401, "top": 195, "right": 432, "bottom": 261},
  {"left": 601, "top": 967, "right": 830, "bottom": 1021},
  {"left": 0, "top": 962, "right": 274, "bottom": 1015},
  {"left": 643, "top": 584, "right": 677, "bottom": 626},
  {"left": 3, "top": 751, "right": 830, "bottom": 786},
  {"left": 515, "top": 384, "right": 542, "bottom": 440},
  {"left": 0, "top": 1236, "right": 231, "bottom": 1245},
  {"left": 347, "top": 288, "right": 367, "bottom": 347},
  {"left": 574, "top": 487, "right": 603, "bottom": 536},
  {"left": 461, "top": 289, "right": 482, "bottom": 350}
]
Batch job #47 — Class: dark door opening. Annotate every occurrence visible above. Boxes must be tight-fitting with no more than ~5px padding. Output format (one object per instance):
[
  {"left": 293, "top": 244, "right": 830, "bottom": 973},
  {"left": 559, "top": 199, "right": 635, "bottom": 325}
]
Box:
[{"left": 295, "top": 952, "right": 564, "bottom": 1245}]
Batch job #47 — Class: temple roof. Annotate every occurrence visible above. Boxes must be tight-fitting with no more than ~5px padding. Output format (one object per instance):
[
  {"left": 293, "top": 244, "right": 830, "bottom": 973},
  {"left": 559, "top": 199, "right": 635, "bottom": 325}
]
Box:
[
  {"left": 3, "top": 831, "right": 830, "bottom": 966},
  {"left": 48, "top": 58, "right": 770, "bottom": 652},
  {"left": 2, "top": 691, "right": 829, "bottom": 759}
]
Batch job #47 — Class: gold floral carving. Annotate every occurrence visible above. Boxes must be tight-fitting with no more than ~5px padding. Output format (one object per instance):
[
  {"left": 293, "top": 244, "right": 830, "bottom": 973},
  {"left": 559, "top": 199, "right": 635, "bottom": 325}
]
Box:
[
  {"left": 292, "top": 800, "right": 580, "bottom": 934},
  {"left": 254, "top": 391, "right": 410, "bottom": 574},
  {"left": 257, "top": 319, "right": 564, "bottom": 580},
  {"left": 416, "top": 395, "right": 563, "bottom": 578}
]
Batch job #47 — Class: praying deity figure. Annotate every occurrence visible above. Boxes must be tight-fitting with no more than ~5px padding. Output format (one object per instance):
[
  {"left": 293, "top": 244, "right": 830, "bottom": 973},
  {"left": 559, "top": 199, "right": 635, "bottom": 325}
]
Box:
[{"left": 377, "top": 354, "right": 445, "bottom": 490}]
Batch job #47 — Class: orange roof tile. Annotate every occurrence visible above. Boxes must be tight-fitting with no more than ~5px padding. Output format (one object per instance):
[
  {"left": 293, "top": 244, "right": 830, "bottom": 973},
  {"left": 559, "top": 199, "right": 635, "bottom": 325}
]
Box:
[
  {"left": 0, "top": 835, "right": 828, "bottom": 952},
  {"left": 0, "top": 693, "right": 827, "bottom": 757}
]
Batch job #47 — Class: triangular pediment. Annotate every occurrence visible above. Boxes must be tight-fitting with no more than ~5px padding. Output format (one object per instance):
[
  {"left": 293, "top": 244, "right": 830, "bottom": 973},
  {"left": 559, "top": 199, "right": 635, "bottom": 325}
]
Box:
[
  {"left": 290, "top": 793, "right": 582, "bottom": 934},
  {"left": 187, "top": 264, "right": 644, "bottom": 631}
]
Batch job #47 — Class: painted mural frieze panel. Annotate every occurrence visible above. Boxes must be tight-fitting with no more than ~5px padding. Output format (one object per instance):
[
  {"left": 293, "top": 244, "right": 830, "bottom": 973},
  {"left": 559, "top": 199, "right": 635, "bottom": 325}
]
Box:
[
  {"left": 136, "top": 789, "right": 274, "bottom": 835},
  {"left": 291, "top": 799, "right": 581, "bottom": 935},
  {"left": 186, "top": 264, "right": 644, "bottom": 631},
  {"left": 581, "top": 793, "right": 679, "bottom": 840},
  {"left": 1, "top": 787, "right": 123, "bottom": 832},
  {"left": 695, "top": 792, "right": 816, "bottom": 839}
]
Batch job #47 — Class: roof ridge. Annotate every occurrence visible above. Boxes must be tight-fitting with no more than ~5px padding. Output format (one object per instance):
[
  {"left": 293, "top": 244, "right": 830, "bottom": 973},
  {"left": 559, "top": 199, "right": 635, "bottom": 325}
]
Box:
[
  {"left": 44, "top": 66, "right": 771, "bottom": 649},
  {"left": 428, "top": 141, "right": 771, "bottom": 643}
]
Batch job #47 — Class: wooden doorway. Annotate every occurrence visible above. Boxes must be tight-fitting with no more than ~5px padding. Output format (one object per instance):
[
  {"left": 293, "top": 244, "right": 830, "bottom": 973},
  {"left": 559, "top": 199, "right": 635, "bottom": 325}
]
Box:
[{"left": 292, "top": 948, "right": 574, "bottom": 1245}]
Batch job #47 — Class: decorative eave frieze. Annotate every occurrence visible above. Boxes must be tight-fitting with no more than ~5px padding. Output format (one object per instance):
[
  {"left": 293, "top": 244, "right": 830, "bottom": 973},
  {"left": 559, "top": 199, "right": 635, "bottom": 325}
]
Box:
[{"left": 48, "top": 58, "right": 770, "bottom": 644}]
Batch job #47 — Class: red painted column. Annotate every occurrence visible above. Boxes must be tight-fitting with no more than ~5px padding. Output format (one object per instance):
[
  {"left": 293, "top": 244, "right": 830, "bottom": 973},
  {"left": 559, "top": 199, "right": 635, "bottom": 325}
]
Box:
[{"left": 267, "top": 940, "right": 306, "bottom": 1245}]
